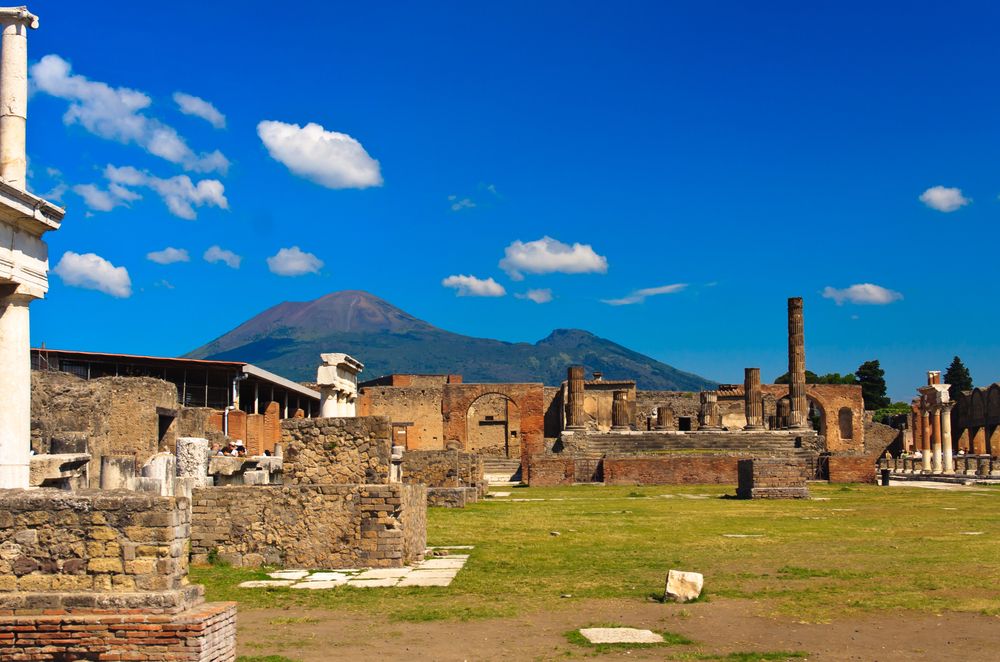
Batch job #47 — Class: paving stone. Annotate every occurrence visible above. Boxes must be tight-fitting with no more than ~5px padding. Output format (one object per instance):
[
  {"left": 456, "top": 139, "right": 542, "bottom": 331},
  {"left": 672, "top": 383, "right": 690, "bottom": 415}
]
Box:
[
  {"left": 489, "top": 492, "right": 511, "bottom": 497},
  {"left": 417, "top": 559, "right": 465, "bottom": 569},
  {"left": 346, "top": 577, "right": 401, "bottom": 588},
  {"left": 960, "top": 531, "right": 985, "bottom": 535},
  {"left": 579, "top": 628, "right": 663, "bottom": 644},
  {"left": 429, "top": 545, "right": 474, "bottom": 550},
  {"left": 398, "top": 575, "right": 453, "bottom": 587},
  {"left": 407, "top": 569, "right": 458, "bottom": 578},
  {"left": 268, "top": 570, "right": 309, "bottom": 580},
  {"left": 306, "top": 572, "right": 352, "bottom": 582},
  {"left": 354, "top": 568, "right": 412, "bottom": 580},
  {"left": 239, "top": 580, "right": 294, "bottom": 588},
  {"left": 290, "top": 580, "right": 346, "bottom": 590}
]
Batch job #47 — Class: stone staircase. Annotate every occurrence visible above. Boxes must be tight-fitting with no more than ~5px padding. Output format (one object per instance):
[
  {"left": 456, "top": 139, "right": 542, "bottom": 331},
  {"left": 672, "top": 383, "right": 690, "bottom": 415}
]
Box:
[{"left": 483, "top": 458, "right": 522, "bottom": 485}]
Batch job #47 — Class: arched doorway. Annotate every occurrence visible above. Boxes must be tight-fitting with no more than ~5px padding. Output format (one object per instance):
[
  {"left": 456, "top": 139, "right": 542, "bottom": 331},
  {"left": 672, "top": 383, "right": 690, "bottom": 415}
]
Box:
[{"left": 466, "top": 393, "right": 521, "bottom": 459}]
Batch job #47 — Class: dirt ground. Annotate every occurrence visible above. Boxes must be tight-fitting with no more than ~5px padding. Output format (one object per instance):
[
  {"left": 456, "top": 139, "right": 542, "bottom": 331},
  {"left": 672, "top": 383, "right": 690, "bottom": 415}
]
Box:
[{"left": 237, "top": 597, "right": 1000, "bottom": 660}]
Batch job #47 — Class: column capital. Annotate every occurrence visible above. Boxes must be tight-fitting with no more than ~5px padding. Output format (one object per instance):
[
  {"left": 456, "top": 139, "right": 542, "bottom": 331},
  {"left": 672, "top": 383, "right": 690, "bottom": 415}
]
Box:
[{"left": 0, "top": 7, "right": 38, "bottom": 29}]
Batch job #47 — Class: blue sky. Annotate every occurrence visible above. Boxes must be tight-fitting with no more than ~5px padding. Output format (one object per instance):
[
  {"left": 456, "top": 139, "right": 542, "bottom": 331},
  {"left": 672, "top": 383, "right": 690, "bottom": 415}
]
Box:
[{"left": 25, "top": 1, "right": 1000, "bottom": 400}]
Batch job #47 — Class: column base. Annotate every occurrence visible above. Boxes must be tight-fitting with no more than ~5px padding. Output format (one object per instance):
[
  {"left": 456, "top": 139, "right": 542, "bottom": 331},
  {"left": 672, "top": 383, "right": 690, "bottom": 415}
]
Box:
[{"left": 743, "top": 425, "right": 766, "bottom": 431}]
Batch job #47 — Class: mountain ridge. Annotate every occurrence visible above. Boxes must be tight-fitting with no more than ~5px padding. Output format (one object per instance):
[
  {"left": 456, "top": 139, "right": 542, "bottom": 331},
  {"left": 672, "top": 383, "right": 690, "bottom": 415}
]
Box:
[{"left": 186, "top": 290, "right": 716, "bottom": 391}]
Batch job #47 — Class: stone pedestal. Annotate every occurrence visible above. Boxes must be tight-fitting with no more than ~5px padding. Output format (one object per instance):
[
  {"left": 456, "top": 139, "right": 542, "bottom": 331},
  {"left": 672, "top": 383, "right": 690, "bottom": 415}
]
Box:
[
  {"left": 611, "top": 390, "right": 629, "bottom": 430},
  {"left": 743, "top": 367, "right": 764, "bottom": 430},
  {"left": 566, "top": 365, "right": 585, "bottom": 429}
]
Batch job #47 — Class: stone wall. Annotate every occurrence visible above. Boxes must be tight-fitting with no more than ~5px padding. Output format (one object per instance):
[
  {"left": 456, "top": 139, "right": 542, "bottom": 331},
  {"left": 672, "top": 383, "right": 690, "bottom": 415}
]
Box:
[
  {"left": 526, "top": 455, "right": 576, "bottom": 486},
  {"left": 603, "top": 454, "right": 746, "bottom": 485},
  {"left": 826, "top": 455, "right": 876, "bottom": 483},
  {"left": 736, "top": 458, "right": 809, "bottom": 499},
  {"left": 358, "top": 384, "right": 446, "bottom": 450},
  {"left": 426, "top": 487, "right": 479, "bottom": 508},
  {"left": 189, "top": 484, "right": 427, "bottom": 569},
  {"left": 31, "top": 371, "right": 178, "bottom": 488},
  {"left": 634, "top": 391, "right": 701, "bottom": 431},
  {"left": 402, "top": 450, "right": 485, "bottom": 494},
  {"left": 0, "top": 489, "right": 193, "bottom": 608},
  {"left": 282, "top": 416, "right": 392, "bottom": 485},
  {"left": 864, "top": 418, "right": 901, "bottom": 456}
]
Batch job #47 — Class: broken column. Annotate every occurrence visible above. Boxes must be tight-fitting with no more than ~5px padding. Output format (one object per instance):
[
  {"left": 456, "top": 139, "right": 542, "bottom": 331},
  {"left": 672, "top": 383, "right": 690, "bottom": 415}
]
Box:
[
  {"left": 611, "top": 390, "right": 630, "bottom": 430},
  {"left": 941, "top": 402, "right": 955, "bottom": 475},
  {"left": 787, "top": 297, "right": 809, "bottom": 429},
  {"left": 0, "top": 6, "right": 62, "bottom": 489},
  {"left": 656, "top": 404, "right": 672, "bottom": 430},
  {"left": 317, "top": 353, "right": 364, "bottom": 417},
  {"left": 743, "top": 367, "right": 764, "bottom": 430},
  {"left": 776, "top": 398, "right": 790, "bottom": 429},
  {"left": 176, "top": 436, "right": 211, "bottom": 487},
  {"left": 565, "top": 365, "right": 585, "bottom": 430},
  {"left": 699, "top": 391, "right": 722, "bottom": 430}
]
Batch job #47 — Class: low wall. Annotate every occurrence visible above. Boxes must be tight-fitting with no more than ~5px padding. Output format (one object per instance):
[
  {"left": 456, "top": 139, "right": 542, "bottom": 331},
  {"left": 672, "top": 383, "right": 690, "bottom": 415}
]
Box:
[
  {"left": 527, "top": 456, "right": 576, "bottom": 486},
  {"left": 282, "top": 416, "right": 392, "bottom": 485},
  {"left": 737, "top": 458, "right": 809, "bottom": 499},
  {"left": 402, "top": 450, "right": 485, "bottom": 495},
  {"left": 827, "top": 455, "right": 876, "bottom": 483},
  {"left": 190, "top": 484, "right": 427, "bottom": 569},
  {"left": 603, "top": 454, "right": 744, "bottom": 485},
  {"left": 427, "top": 487, "right": 479, "bottom": 508}
]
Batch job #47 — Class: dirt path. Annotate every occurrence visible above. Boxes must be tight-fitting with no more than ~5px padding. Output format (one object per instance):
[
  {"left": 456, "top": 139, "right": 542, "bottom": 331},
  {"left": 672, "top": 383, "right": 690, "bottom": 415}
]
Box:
[{"left": 237, "top": 598, "right": 999, "bottom": 660}]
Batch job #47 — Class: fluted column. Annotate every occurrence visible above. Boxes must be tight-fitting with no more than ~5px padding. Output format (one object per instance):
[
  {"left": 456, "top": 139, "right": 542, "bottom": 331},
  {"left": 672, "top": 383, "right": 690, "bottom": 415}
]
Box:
[
  {"left": 743, "top": 367, "right": 764, "bottom": 430},
  {"left": 565, "top": 365, "right": 585, "bottom": 430},
  {"left": 787, "top": 297, "right": 808, "bottom": 429},
  {"left": 941, "top": 403, "right": 954, "bottom": 474},
  {"left": 611, "top": 390, "right": 629, "bottom": 430},
  {"left": 931, "top": 406, "right": 943, "bottom": 473},
  {"left": 776, "top": 399, "right": 790, "bottom": 430},
  {"left": 656, "top": 404, "right": 671, "bottom": 430},
  {"left": 699, "top": 391, "right": 722, "bottom": 430}
]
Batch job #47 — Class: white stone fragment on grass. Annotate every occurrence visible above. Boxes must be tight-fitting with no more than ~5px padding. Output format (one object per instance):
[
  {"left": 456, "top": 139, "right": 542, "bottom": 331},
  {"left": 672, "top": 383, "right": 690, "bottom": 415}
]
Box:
[
  {"left": 489, "top": 491, "right": 511, "bottom": 497},
  {"left": 238, "top": 580, "right": 294, "bottom": 588},
  {"left": 267, "top": 570, "right": 309, "bottom": 580},
  {"left": 960, "top": 531, "right": 984, "bottom": 535},
  {"left": 290, "top": 580, "right": 345, "bottom": 590},
  {"left": 722, "top": 534, "right": 764, "bottom": 538},
  {"left": 398, "top": 575, "right": 453, "bottom": 587},
  {"left": 579, "top": 628, "right": 664, "bottom": 644},
  {"left": 417, "top": 559, "right": 465, "bottom": 570},
  {"left": 306, "top": 572, "right": 351, "bottom": 582},
  {"left": 665, "top": 569, "right": 704, "bottom": 603}
]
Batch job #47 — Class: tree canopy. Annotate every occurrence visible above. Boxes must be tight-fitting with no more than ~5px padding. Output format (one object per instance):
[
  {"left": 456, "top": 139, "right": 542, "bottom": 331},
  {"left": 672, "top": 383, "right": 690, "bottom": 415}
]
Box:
[
  {"left": 856, "top": 359, "right": 890, "bottom": 410},
  {"left": 773, "top": 371, "right": 858, "bottom": 385},
  {"left": 944, "top": 356, "right": 973, "bottom": 400}
]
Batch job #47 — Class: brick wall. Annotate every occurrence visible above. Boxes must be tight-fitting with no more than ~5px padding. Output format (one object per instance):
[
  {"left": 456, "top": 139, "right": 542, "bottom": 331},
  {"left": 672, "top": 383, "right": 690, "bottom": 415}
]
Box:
[
  {"left": 827, "top": 455, "right": 876, "bottom": 484},
  {"left": 736, "top": 458, "right": 809, "bottom": 499},
  {"left": 282, "top": 416, "right": 392, "bottom": 485},
  {"left": 527, "top": 455, "right": 576, "bottom": 486},
  {"left": 357, "top": 385, "right": 446, "bottom": 450},
  {"left": 603, "top": 454, "right": 744, "bottom": 485},
  {"left": 190, "top": 484, "right": 426, "bottom": 569},
  {"left": 0, "top": 601, "right": 236, "bottom": 661}
]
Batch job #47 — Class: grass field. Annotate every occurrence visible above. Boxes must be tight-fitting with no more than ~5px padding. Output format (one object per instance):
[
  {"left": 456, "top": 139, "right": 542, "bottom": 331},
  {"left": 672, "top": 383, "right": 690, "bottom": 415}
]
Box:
[{"left": 193, "top": 482, "right": 1000, "bottom": 625}]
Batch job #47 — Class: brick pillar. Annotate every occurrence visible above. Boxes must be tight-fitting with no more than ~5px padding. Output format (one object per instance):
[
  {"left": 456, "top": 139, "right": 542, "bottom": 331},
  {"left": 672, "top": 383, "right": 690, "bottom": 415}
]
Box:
[
  {"left": 611, "top": 390, "right": 629, "bottom": 430},
  {"left": 931, "top": 406, "right": 943, "bottom": 474},
  {"left": 565, "top": 365, "right": 585, "bottom": 430},
  {"left": 743, "top": 367, "right": 764, "bottom": 430},
  {"left": 787, "top": 297, "right": 809, "bottom": 429}
]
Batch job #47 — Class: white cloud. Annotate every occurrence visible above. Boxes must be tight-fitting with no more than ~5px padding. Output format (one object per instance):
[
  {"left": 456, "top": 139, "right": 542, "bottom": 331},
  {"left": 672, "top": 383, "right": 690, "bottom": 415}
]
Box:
[
  {"left": 204, "top": 245, "right": 241, "bottom": 269},
  {"left": 499, "top": 236, "right": 608, "bottom": 280},
  {"left": 267, "top": 246, "right": 323, "bottom": 276},
  {"left": 31, "top": 54, "right": 229, "bottom": 173},
  {"left": 53, "top": 251, "right": 131, "bottom": 298},
  {"left": 146, "top": 247, "right": 189, "bottom": 264},
  {"left": 919, "top": 186, "right": 969, "bottom": 212},
  {"left": 103, "top": 165, "right": 228, "bottom": 219},
  {"left": 516, "top": 288, "right": 553, "bottom": 304},
  {"left": 256, "top": 120, "right": 382, "bottom": 189},
  {"left": 822, "top": 283, "right": 902, "bottom": 306},
  {"left": 602, "top": 283, "right": 687, "bottom": 306},
  {"left": 72, "top": 183, "right": 129, "bottom": 212},
  {"left": 442, "top": 274, "right": 506, "bottom": 297},
  {"left": 173, "top": 92, "right": 226, "bottom": 129},
  {"left": 448, "top": 195, "right": 476, "bottom": 211}
]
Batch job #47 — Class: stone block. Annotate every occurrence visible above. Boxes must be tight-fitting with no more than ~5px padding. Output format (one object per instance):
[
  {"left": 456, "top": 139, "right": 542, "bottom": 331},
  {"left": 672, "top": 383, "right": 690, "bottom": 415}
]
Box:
[{"left": 665, "top": 569, "right": 704, "bottom": 603}]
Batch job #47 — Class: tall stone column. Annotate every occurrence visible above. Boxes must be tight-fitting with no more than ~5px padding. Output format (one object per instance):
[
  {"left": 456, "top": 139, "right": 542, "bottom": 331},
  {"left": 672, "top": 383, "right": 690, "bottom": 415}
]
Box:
[
  {"left": 941, "top": 403, "right": 955, "bottom": 475},
  {"left": 699, "top": 391, "right": 722, "bottom": 430},
  {"left": 910, "top": 402, "right": 922, "bottom": 455},
  {"left": 0, "top": 7, "right": 35, "bottom": 188},
  {"left": 611, "top": 390, "right": 629, "bottom": 431},
  {"left": 565, "top": 365, "right": 585, "bottom": 430},
  {"left": 921, "top": 409, "right": 932, "bottom": 473},
  {"left": 0, "top": 291, "right": 32, "bottom": 488},
  {"left": 787, "top": 297, "right": 809, "bottom": 429},
  {"left": 743, "top": 367, "right": 764, "bottom": 430},
  {"left": 931, "top": 406, "right": 943, "bottom": 474}
]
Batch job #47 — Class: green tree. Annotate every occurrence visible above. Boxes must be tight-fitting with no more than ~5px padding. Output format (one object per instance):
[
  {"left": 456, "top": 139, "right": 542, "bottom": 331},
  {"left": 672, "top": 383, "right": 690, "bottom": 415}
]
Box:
[
  {"left": 773, "top": 371, "right": 857, "bottom": 385},
  {"left": 944, "top": 356, "right": 973, "bottom": 400},
  {"left": 856, "top": 360, "right": 890, "bottom": 410}
]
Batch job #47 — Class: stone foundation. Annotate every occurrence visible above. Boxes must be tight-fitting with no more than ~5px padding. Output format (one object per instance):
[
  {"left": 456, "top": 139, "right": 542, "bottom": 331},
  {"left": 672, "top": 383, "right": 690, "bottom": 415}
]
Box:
[
  {"left": 402, "top": 450, "right": 486, "bottom": 498},
  {"left": 736, "top": 458, "right": 809, "bottom": 499},
  {"left": 190, "top": 484, "right": 427, "bottom": 568},
  {"left": 427, "top": 486, "right": 479, "bottom": 508},
  {"left": 604, "top": 454, "right": 746, "bottom": 485}
]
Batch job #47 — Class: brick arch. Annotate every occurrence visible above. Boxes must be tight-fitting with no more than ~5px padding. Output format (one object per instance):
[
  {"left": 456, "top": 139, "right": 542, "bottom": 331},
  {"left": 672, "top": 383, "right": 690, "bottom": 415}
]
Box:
[
  {"left": 442, "top": 383, "right": 545, "bottom": 478},
  {"left": 970, "top": 389, "right": 986, "bottom": 426},
  {"left": 987, "top": 384, "right": 1000, "bottom": 426}
]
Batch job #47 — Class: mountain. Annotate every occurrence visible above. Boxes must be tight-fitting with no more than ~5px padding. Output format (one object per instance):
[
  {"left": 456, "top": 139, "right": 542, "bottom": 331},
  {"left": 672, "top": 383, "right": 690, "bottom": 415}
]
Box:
[{"left": 186, "top": 290, "right": 716, "bottom": 391}]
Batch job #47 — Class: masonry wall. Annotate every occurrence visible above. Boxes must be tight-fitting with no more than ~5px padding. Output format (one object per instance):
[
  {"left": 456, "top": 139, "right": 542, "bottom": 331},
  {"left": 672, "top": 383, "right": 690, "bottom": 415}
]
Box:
[
  {"left": 189, "top": 484, "right": 427, "bottom": 568},
  {"left": 31, "top": 371, "right": 178, "bottom": 487},
  {"left": 603, "top": 454, "right": 745, "bottom": 485},
  {"left": 402, "top": 450, "right": 485, "bottom": 494},
  {"left": 633, "top": 391, "right": 701, "bottom": 431},
  {"left": 736, "top": 458, "right": 809, "bottom": 499},
  {"left": 826, "top": 455, "right": 876, "bottom": 483},
  {"left": 282, "top": 416, "right": 392, "bottom": 485},
  {"left": 358, "top": 385, "right": 445, "bottom": 450},
  {"left": 526, "top": 455, "right": 576, "bottom": 486}
]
